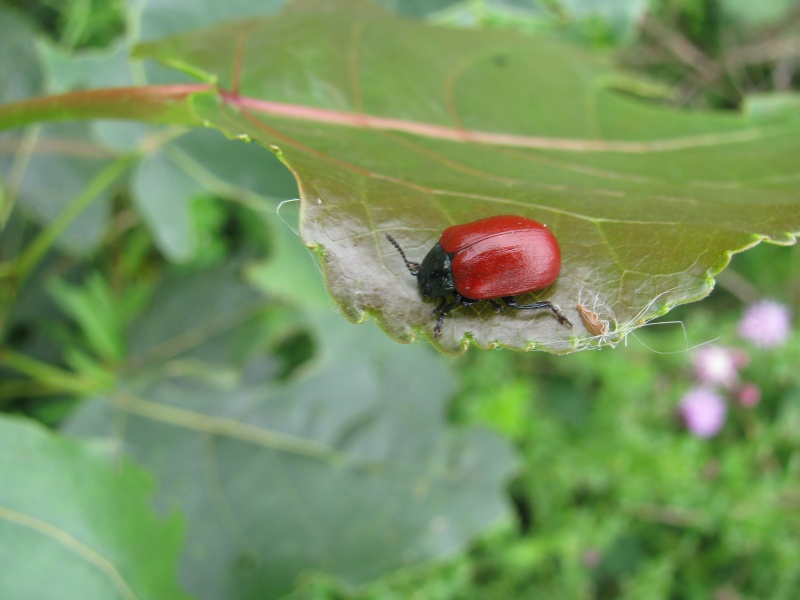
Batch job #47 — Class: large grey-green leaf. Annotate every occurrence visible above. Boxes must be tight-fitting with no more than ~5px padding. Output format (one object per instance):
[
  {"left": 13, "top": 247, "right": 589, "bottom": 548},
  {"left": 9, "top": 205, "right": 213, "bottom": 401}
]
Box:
[{"left": 0, "top": 416, "right": 191, "bottom": 600}]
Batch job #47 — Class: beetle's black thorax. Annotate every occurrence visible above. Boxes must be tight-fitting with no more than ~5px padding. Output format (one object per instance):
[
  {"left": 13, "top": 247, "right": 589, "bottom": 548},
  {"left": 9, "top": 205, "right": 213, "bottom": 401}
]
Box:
[{"left": 417, "top": 243, "right": 455, "bottom": 298}]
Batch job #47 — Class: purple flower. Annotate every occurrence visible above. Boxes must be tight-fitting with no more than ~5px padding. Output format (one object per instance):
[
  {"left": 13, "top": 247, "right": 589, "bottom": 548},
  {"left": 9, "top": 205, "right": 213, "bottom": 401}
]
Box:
[
  {"left": 692, "top": 345, "right": 743, "bottom": 388},
  {"left": 738, "top": 300, "right": 792, "bottom": 348},
  {"left": 679, "top": 388, "right": 727, "bottom": 438}
]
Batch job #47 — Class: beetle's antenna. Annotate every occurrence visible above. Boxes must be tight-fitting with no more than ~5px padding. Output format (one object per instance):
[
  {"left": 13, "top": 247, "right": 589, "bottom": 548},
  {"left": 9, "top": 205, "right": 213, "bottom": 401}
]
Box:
[{"left": 385, "top": 233, "right": 421, "bottom": 276}]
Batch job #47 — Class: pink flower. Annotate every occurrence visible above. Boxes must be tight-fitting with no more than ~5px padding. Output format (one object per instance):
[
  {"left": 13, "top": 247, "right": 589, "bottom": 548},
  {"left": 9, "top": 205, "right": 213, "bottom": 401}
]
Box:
[
  {"left": 692, "top": 345, "right": 742, "bottom": 388},
  {"left": 737, "top": 383, "right": 761, "bottom": 408},
  {"left": 738, "top": 300, "right": 792, "bottom": 348},
  {"left": 679, "top": 388, "right": 727, "bottom": 438},
  {"left": 581, "top": 548, "right": 602, "bottom": 569}
]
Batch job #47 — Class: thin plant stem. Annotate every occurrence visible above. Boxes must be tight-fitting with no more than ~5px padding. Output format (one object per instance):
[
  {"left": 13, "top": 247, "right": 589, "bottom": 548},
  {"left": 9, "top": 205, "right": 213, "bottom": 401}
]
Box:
[
  {"left": 0, "top": 125, "right": 41, "bottom": 229},
  {"left": 0, "top": 348, "right": 100, "bottom": 396},
  {"left": 15, "top": 153, "right": 138, "bottom": 284}
]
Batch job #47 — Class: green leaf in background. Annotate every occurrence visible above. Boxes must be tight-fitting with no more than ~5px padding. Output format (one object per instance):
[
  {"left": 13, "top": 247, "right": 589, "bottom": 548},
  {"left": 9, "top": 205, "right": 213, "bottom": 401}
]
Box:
[
  {"left": 134, "top": 0, "right": 800, "bottom": 355},
  {"left": 39, "top": 40, "right": 134, "bottom": 91},
  {"left": 65, "top": 259, "right": 519, "bottom": 600},
  {"left": 247, "top": 202, "right": 333, "bottom": 309},
  {"left": 137, "top": 0, "right": 288, "bottom": 41},
  {"left": 0, "top": 6, "right": 43, "bottom": 104},
  {"left": 428, "top": 0, "right": 647, "bottom": 44},
  {"left": 0, "top": 121, "right": 117, "bottom": 257},
  {"left": 132, "top": 148, "right": 209, "bottom": 261},
  {"left": 47, "top": 272, "right": 126, "bottom": 363},
  {"left": 719, "top": 0, "right": 797, "bottom": 27},
  {"left": 0, "top": 416, "right": 192, "bottom": 600},
  {"left": 131, "top": 128, "right": 298, "bottom": 261},
  {"left": 0, "top": 8, "right": 129, "bottom": 258}
]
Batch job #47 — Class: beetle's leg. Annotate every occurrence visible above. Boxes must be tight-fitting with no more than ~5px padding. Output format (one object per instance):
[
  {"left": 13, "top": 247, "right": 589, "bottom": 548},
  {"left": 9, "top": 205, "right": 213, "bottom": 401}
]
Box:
[
  {"left": 431, "top": 295, "right": 466, "bottom": 337},
  {"left": 488, "top": 299, "right": 503, "bottom": 313},
  {"left": 432, "top": 295, "right": 473, "bottom": 315},
  {"left": 434, "top": 312, "right": 447, "bottom": 338},
  {"left": 432, "top": 297, "right": 450, "bottom": 315},
  {"left": 502, "top": 297, "right": 573, "bottom": 329}
]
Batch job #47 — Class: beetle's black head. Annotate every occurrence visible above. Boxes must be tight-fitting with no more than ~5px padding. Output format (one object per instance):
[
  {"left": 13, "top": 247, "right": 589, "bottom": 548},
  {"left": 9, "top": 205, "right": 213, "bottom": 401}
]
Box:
[{"left": 417, "top": 243, "right": 455, "bottom": 298}]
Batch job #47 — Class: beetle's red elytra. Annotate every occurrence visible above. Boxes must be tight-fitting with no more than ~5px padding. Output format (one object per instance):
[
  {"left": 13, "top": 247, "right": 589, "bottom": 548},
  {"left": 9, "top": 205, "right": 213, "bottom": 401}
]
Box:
[
  {"left": 440, "top": 215, "right": 562, "bottom": 300},
  {"left": 386, "top": 215, "right": 572, "bottom": 337}
]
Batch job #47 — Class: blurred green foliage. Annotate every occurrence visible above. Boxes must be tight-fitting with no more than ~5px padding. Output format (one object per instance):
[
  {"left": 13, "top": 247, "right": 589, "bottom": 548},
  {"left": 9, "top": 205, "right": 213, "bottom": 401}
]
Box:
[{"left": 6, "top": 0, "right": 125, "bottom": 48}]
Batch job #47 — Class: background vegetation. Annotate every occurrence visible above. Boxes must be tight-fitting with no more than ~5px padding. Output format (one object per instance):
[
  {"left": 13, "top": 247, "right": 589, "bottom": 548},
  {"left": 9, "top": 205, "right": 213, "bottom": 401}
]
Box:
[{"left": 1, "top": 0, "right": 799, "bottom": 599}]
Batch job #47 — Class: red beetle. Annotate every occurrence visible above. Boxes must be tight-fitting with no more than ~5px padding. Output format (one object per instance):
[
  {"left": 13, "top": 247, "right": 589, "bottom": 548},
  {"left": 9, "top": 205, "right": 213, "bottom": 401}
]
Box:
[{"left": 386, "top": 215, "right": 572, "bottom": 337}]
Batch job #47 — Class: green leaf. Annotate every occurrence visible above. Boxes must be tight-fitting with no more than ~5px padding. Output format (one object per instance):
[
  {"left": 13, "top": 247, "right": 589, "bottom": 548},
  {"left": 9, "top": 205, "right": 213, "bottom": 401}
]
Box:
[
  {"left": 65, "top": 260, "right": 519, "bottom": 600},
  {"left": 130, "top": 128, "right": 297, "bottom": 262},
  {"left": 136, "top": 0, "right": 287, "bottom": 41},
  {"left": 135, "top": 0, "right": 800, "bottom": 354},
  {"left": 38, "top": 40, "right": 134, "bottom": 92},
  {"left": 247, "top": 204, "right": 333, "bottom": 309},
  {"left": 719, "top": 0, "right": 796, "bottom": 27},
  {"left": 0, "top": 122, "right": 116, "bottom": 256},
  {"left": 0, "top": 5, "right": 43, "bottom": 104},
  {"left": 558, "top": 0, "right": 649, "bottom": 39},
  {"left": 0, "top": 416, "right": 192, "bottom": 600},
  {"left": 132, "top": 149, "right": 208, "bottom": 261},
  {"left": 47, "top": 272, "right": 126, "bottom": 363}
]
